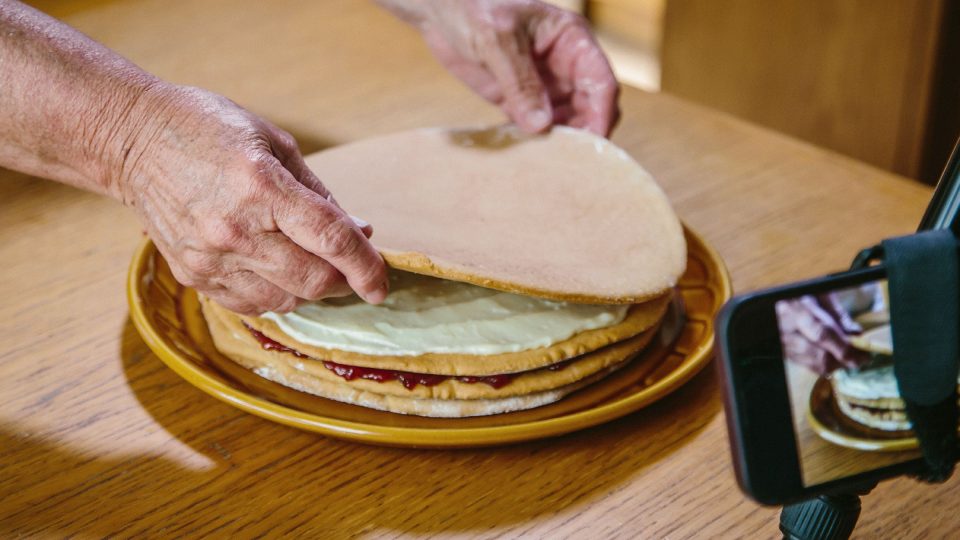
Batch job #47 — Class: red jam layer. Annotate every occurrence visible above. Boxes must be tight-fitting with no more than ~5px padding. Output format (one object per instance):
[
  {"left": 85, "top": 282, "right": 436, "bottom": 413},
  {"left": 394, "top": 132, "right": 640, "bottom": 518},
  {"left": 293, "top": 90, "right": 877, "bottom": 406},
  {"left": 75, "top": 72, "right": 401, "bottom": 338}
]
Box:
[
  {"left": 244, "top": 323, "right": 571, "bottom": 390},
  {"left": 322, "top": 360, "right": 516, "bottom": 390},
  {"left": 246, "top": 323, "right": 308, "bottom": 358}
]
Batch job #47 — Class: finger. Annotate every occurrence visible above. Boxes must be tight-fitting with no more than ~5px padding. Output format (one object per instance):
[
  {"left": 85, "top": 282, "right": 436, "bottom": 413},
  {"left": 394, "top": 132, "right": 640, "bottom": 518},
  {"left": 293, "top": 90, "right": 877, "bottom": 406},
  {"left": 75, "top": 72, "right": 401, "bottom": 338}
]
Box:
[
  {"left": 480, "top": 30, "right": 553, "bottom": 133},
  {"left": 274, "top": 183, "right": 389, "bottom": 304},
  {"left": 775, "top": 298, "right": 807, "bottom": 334},
  {"left": 798, "top": 316, "right": 849, "bottom": 362},
  {"left": 557, "top": 24, "right": 620, "bottom": 136},
  {"left": 243, "top": 231, "right": 354, "bottom": 301},
  {"left": 798, "top": 296, "right": 845, "bottom": 337},
  {"left": 794, "top": 297, "right": 851, "bottom": 360},
  {"left": 537, "top": 60, "right": 574, "bottom": 103},
  {"left": 569, "top": 57, "right": 620, "bottom": 136},
  {"left": 796, "top": 311, "right": 847, "bottom": 364},
  {"left": 807, "top": 297, "right": 856, "bottom": 343},
  {"left": 350, "top": 215, "right": 374, "bottom": 238},
  {"left": 817, "top": 331, "right": 851, "bottom": 363},
  {"left": 216, "top": 269, "right": 300, "bottom": 315},
  {"left": 422, "top": 28, "right": 506, "bottom": 104},
  {"left": 838, "top": 347, "right": 872, "bottom": 371},
  {"left": 819, "top": 293, "right": 863, "bottom": 334},
  {"left": 792, "top": 305, "right": 819, "bottom": 337}
]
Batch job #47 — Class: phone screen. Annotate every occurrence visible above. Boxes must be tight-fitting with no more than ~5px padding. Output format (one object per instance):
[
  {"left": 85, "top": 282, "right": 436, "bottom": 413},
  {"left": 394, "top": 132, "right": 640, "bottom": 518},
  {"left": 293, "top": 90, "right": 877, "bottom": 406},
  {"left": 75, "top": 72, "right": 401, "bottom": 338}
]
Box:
[{"left": 775, "top": 278, "right": 922, "bottom": 487}]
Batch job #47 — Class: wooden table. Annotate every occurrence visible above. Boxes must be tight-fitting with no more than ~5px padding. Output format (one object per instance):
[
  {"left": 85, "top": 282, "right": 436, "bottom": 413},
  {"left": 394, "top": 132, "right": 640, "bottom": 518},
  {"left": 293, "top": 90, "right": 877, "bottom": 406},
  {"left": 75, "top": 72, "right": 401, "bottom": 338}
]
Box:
[{"left": 2, "top": 1, "right": 955, "bottom": 537}]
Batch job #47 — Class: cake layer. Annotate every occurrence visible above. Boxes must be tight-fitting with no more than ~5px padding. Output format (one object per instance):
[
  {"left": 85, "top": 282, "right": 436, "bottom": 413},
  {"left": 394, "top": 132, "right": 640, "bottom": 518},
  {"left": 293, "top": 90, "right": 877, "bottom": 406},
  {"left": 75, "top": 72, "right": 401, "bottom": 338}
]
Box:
[
  {"left": 262, "top": 270, "right": 630, "bottom": 356},
  {"left": 306, "top": 125, "right": 687, "bottom": 304},
  {"left": 224, "top": 292, "right": 670, "bottom": 376},
  {"left": 202, "top": 297, "right": 649, "bottom": 416},
  {"left": 203, "top": 294, "right": 658, "bottom": 400}
]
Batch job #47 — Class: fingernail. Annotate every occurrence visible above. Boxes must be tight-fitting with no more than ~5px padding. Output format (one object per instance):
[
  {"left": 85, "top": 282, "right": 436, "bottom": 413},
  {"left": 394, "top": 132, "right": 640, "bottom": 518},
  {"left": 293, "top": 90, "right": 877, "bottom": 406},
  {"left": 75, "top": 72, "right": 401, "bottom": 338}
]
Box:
[
  {"left": 350, "top": 215, "right": 370, "bottom": 229},
  {"left": 525, "top": 108, "right": 551, "bottom": 131},
  {"left": 363, "top": 280, "right": 389, "bottom": 304}
]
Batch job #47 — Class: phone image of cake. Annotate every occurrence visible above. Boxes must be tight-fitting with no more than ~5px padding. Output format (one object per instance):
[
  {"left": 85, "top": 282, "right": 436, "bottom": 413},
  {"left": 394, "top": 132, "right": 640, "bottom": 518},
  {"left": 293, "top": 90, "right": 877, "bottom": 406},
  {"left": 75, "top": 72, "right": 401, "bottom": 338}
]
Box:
[
  {"left": 830, "top": 324, "right": 960, "bottom": 434},
  {"left": 829, "top": 325, "right": 908, "bottom": 432},
  {"left": 776, "top": 280, "right": 926, "bottom": 485},
  {"left": 777, "top": 282, "right": 916, "bottom": 441}
]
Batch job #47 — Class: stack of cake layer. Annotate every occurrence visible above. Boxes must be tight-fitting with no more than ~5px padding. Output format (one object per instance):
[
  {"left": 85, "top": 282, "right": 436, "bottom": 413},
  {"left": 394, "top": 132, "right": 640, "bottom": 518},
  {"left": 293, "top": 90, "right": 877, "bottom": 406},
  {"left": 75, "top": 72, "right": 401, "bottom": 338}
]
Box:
[
  {"left": 835, "top": 324, "right": 960, "bottom": 432},
  {"left": 203, "top": 126, "right": 687, "bottom": 417}
]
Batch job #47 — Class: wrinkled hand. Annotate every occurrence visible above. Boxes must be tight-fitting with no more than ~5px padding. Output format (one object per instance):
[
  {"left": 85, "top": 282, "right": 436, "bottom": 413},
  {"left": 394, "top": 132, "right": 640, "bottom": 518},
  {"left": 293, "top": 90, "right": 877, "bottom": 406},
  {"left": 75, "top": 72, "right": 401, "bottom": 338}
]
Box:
[
  {"left": 776, "top": 294, "right": 870, "bottom": 375},
  {"left": 115, "top": 84, "right": 389, "bottom": 315},
  {"left": 383, "top": 0, "right": 620, "bottom": 136}
]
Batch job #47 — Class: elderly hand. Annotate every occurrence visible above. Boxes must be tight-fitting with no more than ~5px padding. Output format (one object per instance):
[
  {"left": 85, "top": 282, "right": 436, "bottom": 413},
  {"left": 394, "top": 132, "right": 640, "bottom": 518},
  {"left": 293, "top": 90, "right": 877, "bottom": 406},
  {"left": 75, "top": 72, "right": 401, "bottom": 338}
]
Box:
[
  {"left": 1, "top": 2, "right": 389, "bottom": 316},
  {"left": 776, "top": 294, "right": 870, "bottom": 375},
  {"left": 380, "top": 0, "right": 620, "bottom": 136},
  {"left": 116, "top": 84, "right": 389, "bottom": 315}
]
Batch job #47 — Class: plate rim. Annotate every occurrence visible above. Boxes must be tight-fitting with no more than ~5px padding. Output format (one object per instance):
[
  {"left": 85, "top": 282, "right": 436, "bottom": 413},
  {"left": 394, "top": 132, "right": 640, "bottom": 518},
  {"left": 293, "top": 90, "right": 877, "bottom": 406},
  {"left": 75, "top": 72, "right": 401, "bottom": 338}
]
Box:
[{"left": 127, "top": 226, "right": 732, "bottom": 448}]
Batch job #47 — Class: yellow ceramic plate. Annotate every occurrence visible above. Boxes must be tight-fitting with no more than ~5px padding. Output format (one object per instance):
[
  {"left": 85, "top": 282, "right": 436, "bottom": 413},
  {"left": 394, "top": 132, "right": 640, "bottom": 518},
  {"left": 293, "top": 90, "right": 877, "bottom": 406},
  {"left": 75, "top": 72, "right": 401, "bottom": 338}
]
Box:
[
  {"left": 128, "top": 226, "right": 731, "bottom": 448},
  {"left": 807, "top": 377, "right": 923, "bottom": 452}
]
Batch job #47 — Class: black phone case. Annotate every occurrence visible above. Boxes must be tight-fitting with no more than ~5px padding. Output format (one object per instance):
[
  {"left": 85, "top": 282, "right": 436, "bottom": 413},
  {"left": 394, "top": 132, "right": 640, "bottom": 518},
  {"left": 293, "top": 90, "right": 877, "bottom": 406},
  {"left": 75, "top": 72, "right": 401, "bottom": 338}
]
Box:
[{"left": 716, "top": 265, "right": 928, "bottom": 505}]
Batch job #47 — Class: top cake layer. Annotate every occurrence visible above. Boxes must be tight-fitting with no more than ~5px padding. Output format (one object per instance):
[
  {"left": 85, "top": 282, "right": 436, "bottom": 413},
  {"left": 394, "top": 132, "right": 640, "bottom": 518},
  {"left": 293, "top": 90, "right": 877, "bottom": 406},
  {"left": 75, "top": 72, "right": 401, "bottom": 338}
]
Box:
[{"left": 306, "top": 125, "right": 686, "bottom": 304}]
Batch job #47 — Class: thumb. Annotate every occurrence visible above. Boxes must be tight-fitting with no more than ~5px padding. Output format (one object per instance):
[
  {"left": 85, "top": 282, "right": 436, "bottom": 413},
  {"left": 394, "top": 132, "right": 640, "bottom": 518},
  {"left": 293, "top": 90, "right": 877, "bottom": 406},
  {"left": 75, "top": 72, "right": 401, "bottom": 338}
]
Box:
[{"left": 481, "top": 38, "right": 552, "bottom": 133}]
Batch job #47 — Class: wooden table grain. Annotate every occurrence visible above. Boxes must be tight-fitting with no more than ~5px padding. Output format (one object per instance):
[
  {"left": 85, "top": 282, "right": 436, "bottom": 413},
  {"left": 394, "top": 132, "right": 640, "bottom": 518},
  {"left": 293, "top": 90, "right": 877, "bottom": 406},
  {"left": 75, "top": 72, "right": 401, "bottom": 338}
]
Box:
[{"left": 2, "top": 1, "right": 956, "bottom": 538}]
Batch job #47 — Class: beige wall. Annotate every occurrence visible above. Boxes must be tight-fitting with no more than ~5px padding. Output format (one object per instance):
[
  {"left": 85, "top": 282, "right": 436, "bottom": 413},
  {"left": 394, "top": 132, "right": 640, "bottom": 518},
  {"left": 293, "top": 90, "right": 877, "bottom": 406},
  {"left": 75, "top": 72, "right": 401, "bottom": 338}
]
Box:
[{"left": 661, "top": 0, "right": 957, "bottom": 183}]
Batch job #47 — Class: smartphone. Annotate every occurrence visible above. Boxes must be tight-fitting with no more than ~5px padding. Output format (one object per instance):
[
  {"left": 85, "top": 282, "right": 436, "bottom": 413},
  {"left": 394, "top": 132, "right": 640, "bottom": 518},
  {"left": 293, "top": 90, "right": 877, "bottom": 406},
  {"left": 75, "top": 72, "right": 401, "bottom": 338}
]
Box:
[{"left": 717, "top": 264, "right": 937, "bottom": 505}]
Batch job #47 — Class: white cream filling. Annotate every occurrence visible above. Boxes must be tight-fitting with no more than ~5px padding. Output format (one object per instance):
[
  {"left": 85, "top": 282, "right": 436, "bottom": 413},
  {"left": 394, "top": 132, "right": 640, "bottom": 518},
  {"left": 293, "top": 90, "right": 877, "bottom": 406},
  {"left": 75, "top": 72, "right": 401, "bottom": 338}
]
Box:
[
  {"left": 831, "top": 364, "right": 901, "bottom": 400},
  {"left": 261, "top": 271, "right": 628, "bottom": 356}
]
